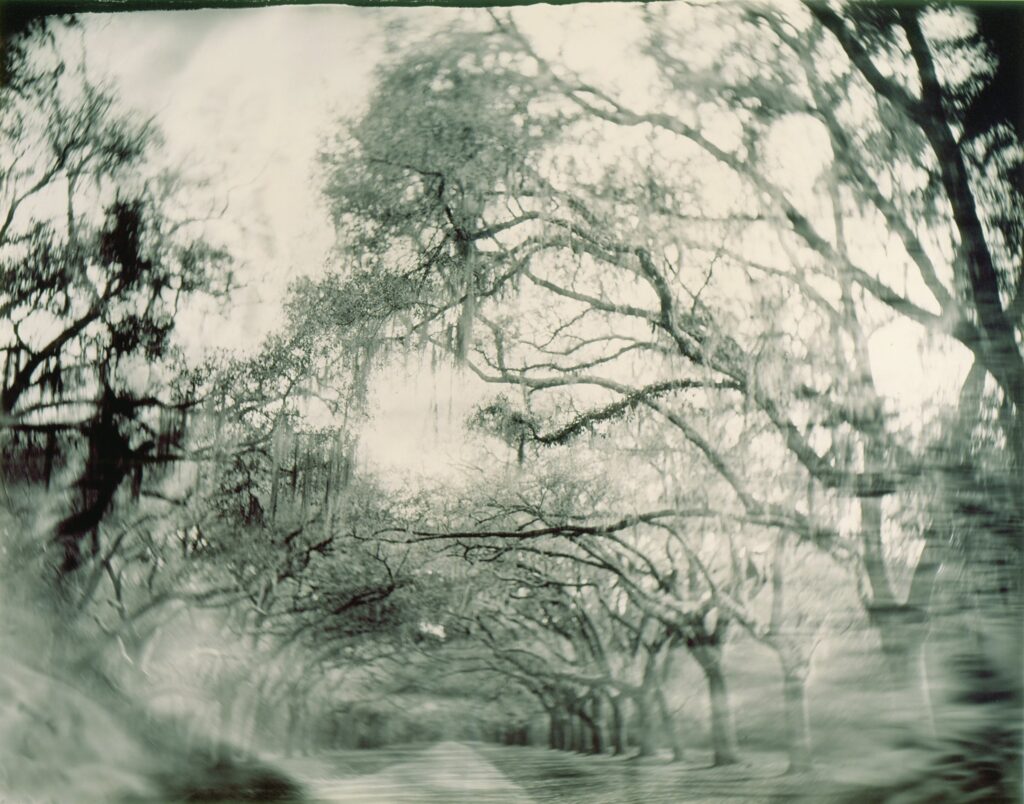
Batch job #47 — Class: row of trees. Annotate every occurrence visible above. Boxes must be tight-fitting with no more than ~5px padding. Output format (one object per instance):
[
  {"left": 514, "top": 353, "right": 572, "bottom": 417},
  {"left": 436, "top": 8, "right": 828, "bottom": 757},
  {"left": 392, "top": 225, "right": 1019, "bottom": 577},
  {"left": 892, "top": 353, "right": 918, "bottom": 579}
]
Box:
[
  {"left": 1, "top": 3, "right": 1019, "bottom": 799},
  {"left": 0, "top": 15, "right": 447, "bottom": 770},
  {"left": 300, "top": 0, "right": 1021, "bottom": 784}
]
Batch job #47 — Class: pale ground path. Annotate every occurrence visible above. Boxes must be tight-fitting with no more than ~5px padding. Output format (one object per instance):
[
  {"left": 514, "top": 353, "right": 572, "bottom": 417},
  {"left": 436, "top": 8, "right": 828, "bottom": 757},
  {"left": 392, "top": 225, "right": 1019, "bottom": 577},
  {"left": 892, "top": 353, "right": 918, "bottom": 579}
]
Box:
[{"left": 294, "top": 741, "right": 535, "bottom": 803}]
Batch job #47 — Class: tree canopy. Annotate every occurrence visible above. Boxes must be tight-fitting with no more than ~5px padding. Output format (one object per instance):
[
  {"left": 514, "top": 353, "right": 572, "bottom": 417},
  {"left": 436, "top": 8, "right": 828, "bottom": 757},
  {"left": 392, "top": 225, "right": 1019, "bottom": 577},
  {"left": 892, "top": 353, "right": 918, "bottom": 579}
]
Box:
[{"left": 1, "top": 5, "right": 1020, "bottom": 802}]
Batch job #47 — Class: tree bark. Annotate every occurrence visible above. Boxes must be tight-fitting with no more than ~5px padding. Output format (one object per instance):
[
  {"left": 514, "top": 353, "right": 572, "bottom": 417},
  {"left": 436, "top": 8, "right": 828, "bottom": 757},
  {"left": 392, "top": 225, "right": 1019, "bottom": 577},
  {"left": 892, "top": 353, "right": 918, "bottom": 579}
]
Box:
[
  {"left": 570, "top": 711, "right": 586, "bottom": 753},
  {"left": 634, "top": 648, "right": 664, "bottom": 758},
  {"left": 589, "top": 695, "right": 606, "bottom": 755},
  {"left": 700, "top": 657, "right": 739, "bottom": 766},
  {"left": 634, "top": 689, "right": 658, "bottom": 757},
  {"left": 656, "top": 685, "right": 685, "bottom": 762},
  {"left": 269, "top": 426, "right": 283, "bottom": 522},
  {"left": 861, "top": 448, "right": 938, "bottom": 733},
  {"left": 657, "top": 646, "right": 685, "bottom": 762},
  {"left": 782, "top": 665, "right": 812, "bottom": 773},
  {"left": 608, "top": 694, "right": 628, "bottom": 755},
  {"left": 548, "top": 709, "right": 561, "bottom": 750}
]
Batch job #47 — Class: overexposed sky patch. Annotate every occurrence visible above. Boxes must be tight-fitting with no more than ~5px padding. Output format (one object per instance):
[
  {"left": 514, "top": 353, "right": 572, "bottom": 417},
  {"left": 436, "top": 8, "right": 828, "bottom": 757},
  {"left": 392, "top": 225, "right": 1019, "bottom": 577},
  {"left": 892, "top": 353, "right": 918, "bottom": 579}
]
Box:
[
  {"left": 67, "top": 5, "right": 968, "bottom": 479},
  {"left": 79, "top": 6, "right": 477, "bottom": 474},
  {"left": 82, "top": 6, "right": 463, "bottom": 353}
]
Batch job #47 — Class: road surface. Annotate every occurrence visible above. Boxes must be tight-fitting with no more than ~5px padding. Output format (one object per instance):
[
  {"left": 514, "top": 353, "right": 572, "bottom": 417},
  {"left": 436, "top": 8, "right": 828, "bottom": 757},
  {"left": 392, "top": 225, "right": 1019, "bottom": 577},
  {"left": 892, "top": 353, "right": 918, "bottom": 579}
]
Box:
[{"left": 290, "top": 742, "right": 534, "bottom": 803}]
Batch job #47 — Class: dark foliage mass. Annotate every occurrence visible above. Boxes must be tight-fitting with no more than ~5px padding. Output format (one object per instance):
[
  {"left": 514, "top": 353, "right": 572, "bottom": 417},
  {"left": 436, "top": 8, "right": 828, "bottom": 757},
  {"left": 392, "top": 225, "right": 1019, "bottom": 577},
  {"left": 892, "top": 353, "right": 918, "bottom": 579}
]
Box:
[{"left": 0, "top": 17, "right": 230, "bottom": 574}]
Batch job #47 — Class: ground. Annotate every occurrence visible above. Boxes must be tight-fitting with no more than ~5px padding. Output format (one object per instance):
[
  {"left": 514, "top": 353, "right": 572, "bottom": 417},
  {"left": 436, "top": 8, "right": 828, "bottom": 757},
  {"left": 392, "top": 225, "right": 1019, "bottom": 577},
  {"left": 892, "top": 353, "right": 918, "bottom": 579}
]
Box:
[{"left": 277, "top": 741, "right": 876, "bottom": 803}]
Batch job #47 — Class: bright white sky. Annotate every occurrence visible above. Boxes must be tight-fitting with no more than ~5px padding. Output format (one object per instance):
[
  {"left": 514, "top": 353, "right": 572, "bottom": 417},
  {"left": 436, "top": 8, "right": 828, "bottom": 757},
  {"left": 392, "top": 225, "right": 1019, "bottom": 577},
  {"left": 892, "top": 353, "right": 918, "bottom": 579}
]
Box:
[
  {"left": 75, "top": 5, "right": 969, "bottom": 481},
  {"left": 85, "top": 5, "right": 404, "bottom": 347},
  {"left": 82, "top": 5, "right": 478, "bottom": 478},
  {"left": 76, "top": 4, "right": 669, "bottom": 479},
  {"left": 80, "top": 3, "right": 646, "bottom": 351}
]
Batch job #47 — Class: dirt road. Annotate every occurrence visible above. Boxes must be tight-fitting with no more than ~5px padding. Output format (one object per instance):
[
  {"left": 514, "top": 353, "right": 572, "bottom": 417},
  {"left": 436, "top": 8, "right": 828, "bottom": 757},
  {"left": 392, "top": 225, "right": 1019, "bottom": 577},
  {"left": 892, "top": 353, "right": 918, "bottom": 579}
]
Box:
[
  {"left": 278, "top": 741, "right": 833, "bottom": 803},
  {"left": 291, "top": 742, "right": 534, "bottom": 803}
]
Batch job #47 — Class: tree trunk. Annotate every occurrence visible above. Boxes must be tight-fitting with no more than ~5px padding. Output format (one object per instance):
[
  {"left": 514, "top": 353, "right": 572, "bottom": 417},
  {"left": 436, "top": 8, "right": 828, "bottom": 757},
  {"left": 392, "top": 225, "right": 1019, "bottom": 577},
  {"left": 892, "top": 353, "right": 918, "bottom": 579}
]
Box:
[
  {"left": 559, "top": 712, "right": 570, "bottom": 751},
  {"left": 862, "top": 485, "right": 938, "bottom": 734},
  {"left": 234, "top": 690, "right": 257, "bottom": 754},
  {"left": 296, "top": 703, "right": 312, "bottom": 756},
  {"left": 589, "top": 696, "right": 606, "bottom": 755},
  {"left": 300, "top": 446, "right": 312, "bottom": 521},
  {"left": 782, "top": 666, "right": 812, "bottom": 773},
  {"left": 285, "top": 700, "right": 300, "bottom": 758},
  {"left": 548, "top": 710, "right": 561, "bottom": 750},
  {"left": 872, "top": 609, "right": 935, "bottom": 733},
  {"left": 269, "top": 428, "right": 282, "bottom": 522},
  {"left": 656, "top": 685, "right": 685, "bottom": 762},
  {"left": 244, "top": 687, "right": 271, "bottom": 753},
  {"left": 634, "top": 690, "right": 658, "bottom": 757},
  {"left": 609, "top": 694, "right": 628, "bottom": 755},
  {"left": 702, "top": 660, "right": 739, "bottom": 766},
  {"left": 575, "top": 707, "right": 596, "bottom": 754},
  {"left": 289, "top": 434, "right": 299, "bottom": 497},
  {"left": 634, "top": 648, "right": 665, "bottom": 758},
  {"left": 570, "top": 712, "right": 586, "bottom": 753}
]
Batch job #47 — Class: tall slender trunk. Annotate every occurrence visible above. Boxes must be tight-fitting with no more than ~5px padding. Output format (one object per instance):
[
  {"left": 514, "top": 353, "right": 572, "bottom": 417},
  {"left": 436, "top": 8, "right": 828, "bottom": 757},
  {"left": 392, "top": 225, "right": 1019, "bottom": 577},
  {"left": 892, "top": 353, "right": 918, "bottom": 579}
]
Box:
[
  {"left": 656, "top": 685, "right": 685, "bottom": 762},
  {"left": 609, "top": 694, "right": 628, "bottom": 755},
  {"left": 556, "top": 708, "right": 571, "bottom": 751},
  {"left": 548, "top": 709, "right": 561, "bottom": 750},
  {"left": 635, "top": 650, "right": 663, "bottom": 758},
  {"left": 239, "top": 678, "right": 270, "bottom": 753},
  {"left": 570, "top": 711, "right": 586, "bottom": 753},
  {"left": 589, "top": 695, "right": 606, "bottom": 755},
  {"left": 767, "top": 535, "right": 813, "bottom": 772},
  {"left": 289, "top": 434, "right": 299, "bottom": 497},
  {"left": 285, "top": 699, "right": 301, "bottom": 758},
  {"left": 634, "top": 689, "right": 658, "bottom": 757},
  {"left": 290, "top": 696, "right": 313, "bottom": 757},
  {"left": 269, "top": 427, "right": 282, "bottom": 522},
  {"left": 300, "top": 446, "right": 312, "bottom": 521},
  {"left": 782, "top": 665, "right": 811, "bottom": 773},
  {"left": 699, "top": 656, "right": 739, "bottom": 766},
  {"left": 658, "top": 647, "right": 685, "bottom": 762}
]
